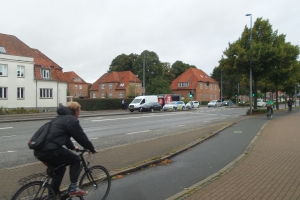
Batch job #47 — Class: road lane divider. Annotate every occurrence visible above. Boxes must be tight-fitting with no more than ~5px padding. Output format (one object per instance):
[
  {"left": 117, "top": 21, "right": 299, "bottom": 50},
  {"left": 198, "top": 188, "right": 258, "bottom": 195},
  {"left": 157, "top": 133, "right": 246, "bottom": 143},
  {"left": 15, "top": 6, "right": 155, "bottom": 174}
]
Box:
[{"left": 126, "top": 130, "right": 151, "bottom": 135}]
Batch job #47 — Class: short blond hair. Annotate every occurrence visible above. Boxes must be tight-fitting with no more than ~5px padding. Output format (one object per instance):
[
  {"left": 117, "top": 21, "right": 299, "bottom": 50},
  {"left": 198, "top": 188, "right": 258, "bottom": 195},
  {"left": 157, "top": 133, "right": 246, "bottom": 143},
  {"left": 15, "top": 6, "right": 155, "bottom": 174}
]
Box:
[{"left": 67, "top": 101, "right": 81, "bottom": 113}]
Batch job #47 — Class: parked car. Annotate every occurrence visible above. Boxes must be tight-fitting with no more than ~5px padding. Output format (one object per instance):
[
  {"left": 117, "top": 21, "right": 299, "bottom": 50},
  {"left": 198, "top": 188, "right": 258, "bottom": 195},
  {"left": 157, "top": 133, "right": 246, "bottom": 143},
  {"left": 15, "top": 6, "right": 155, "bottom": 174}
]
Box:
[
  {"left": 186, "top": 101, "right": 200, "bottom": 109},
  {"left": 257, "top": 99, "right": 266, "bottom": 107},
  {"left": 140, "top": 102, "right": 162, "bottom": 112},
  {"left": 207, "top": 100, "right": 222, "bottom": 108},
  {"left": 163, "top": 101, "right": 186, "bottom": 111},
  {"left": 222, "top": 100, "right": 234, "bottom": 106}
]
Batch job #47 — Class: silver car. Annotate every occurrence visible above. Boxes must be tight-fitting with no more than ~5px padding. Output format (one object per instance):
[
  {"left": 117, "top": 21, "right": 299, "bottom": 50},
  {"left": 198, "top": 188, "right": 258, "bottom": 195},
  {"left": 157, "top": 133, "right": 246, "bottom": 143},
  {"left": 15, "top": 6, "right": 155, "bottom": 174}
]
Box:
[{"left": 207, "top": 100, "right": 222, "bottom": 108}]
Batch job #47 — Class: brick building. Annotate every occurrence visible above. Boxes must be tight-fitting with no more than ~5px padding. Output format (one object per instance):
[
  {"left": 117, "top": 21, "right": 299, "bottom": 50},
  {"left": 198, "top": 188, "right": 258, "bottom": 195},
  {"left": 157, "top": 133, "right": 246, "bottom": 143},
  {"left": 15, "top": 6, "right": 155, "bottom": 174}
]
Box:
[
  {"left": 64, "top": 71, "right": 90, "bottom": 98},
  {"left": 90, "top": 71, "right": 142, "bottom": 99},
  {"left": 171, "top": 68, "right": 220, "bottom": 102}
]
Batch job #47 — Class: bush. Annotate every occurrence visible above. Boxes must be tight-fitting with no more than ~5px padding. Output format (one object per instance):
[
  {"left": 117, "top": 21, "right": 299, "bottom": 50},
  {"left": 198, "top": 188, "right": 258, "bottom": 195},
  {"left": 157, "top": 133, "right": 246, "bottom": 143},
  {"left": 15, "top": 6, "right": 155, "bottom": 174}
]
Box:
[
  {"left": 246, "top": 108, "right": 267, "bottom": 115},
  {"left": 0, "top": 107, "right": 39, "bottom": 115}
]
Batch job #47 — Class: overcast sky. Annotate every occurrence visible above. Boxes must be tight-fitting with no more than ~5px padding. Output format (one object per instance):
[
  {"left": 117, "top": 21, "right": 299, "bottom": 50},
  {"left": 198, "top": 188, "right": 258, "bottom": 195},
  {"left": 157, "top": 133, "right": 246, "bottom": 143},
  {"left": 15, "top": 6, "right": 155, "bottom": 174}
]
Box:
[{"left": 2, "top": 0, "right": 300, "bottom": 83}]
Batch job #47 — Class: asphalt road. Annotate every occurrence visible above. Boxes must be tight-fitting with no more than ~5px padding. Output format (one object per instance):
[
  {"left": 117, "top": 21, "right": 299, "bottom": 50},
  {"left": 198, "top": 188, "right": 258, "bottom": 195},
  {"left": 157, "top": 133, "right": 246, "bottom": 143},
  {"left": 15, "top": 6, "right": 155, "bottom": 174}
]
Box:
[{"left": 0, "top": 107, "right": 246, "bottom": 169}]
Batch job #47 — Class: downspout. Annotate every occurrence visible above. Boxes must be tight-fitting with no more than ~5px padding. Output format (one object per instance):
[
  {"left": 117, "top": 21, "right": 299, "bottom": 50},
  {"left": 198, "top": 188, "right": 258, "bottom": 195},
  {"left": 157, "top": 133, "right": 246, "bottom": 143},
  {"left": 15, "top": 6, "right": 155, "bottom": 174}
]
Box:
[{"left": 36, "top": 79, "right": 37, "bottom": 110}]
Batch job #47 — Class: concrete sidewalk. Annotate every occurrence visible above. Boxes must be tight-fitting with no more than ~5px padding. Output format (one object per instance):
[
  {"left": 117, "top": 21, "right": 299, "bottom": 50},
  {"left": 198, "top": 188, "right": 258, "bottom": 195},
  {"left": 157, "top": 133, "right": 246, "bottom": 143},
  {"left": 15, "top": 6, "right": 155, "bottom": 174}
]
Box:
[{"left": 172, "top": 111, "right": 300, "bottom": 200}]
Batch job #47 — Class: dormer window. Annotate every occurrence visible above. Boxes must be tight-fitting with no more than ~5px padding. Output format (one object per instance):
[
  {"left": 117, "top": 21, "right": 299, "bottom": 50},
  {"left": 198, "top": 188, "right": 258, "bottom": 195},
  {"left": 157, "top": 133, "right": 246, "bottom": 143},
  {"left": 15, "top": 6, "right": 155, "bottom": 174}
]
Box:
[
  {"left": 177, "top": 82, "right": 189, "bottom": 87},
  {"left": 0, "top": 46, "right": 6, "bottom": 54},
  {"left": 42, "top": 69, "right": 50, "bottom": 79}
]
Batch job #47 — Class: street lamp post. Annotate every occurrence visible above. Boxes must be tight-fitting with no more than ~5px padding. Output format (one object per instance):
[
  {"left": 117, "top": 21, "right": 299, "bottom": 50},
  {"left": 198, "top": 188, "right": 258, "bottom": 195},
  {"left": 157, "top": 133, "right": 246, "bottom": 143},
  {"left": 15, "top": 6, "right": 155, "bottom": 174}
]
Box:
[
  {"left": 143, "top": 54, "right": 145, "bottom": 96},
  {"left": 135, "top": 75, "right": 138, "bottom": 97},
  {"left": 246, "top": 14, "right": 253, "bottom": 114}
]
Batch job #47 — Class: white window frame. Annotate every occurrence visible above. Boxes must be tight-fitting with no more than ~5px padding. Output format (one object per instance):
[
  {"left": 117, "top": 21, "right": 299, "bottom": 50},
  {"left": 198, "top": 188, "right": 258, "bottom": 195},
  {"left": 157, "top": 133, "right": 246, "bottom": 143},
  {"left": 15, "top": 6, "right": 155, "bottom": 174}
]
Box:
[
  {"left": 17, "top": 87, "right": 25, "bottom": 99},
  {"left": 74, "top": 92, "right": 78, "bottom": 97},
  {"left": 210, "top": 84, "right": 212, "bottom": 90},
  {"left": 17, "top": 65, "right": 25, "bottom": 77},
  {"left": 0, "top": 87, "right": 7, "bottom": 99},
  {"left": 200, "top": 82, "right": 202, "bottom": 89},
  {"left": 40, "top": 88, "right": 53, "bottom": 98},
  {"left": 75, "top": 85, "right": 78, "bottom": 89},
  {"left": 79, "top": 85, "right": 82, "bottom": 89},
  {"left": 109, "top": 84, "right": 112, "bottom": 89},
  {"left": 0, "top": 64, "right": 8, "bottom": 76},
  {"left": 92, "top": 93, "right": 96, "bottom": 98},
  {"left": 42, "top": 69, "right": 50, "bottom": 79},
  {"left": 101, "top": 93, "right": 105, "bottom": 98},
  {"left": 200, "top": 93, "right": 202, "bottom": 99},
  {"left": 101, "top": 84, "right": 105, "bottom": 89},
  {"left": 108, "top": 93, "right": 112, "bottom": 98},
  {"left": 119, "top": 93, "right": 123, "bottom": 98},
  {"left": 79, "top": 92, "right": 82, "bottom": 97}
]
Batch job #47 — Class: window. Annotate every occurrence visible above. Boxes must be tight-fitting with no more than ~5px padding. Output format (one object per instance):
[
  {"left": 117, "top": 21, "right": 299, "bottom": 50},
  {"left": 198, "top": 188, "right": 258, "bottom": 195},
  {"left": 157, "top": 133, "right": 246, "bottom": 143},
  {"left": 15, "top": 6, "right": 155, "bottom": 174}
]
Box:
[
  {"left": 210, "top": 94, "right": 212, "bottom": 99},
  {"left": 0, "top": 87, "right": 7, "bottom": 99},
  {"left": 17, "top": 66, "right": 25, "bottom": 77},
  {"left": 101, "top": 84, "right": 105, "bottom": 89},
  {"left": 40, "top": 88, "right": 53, "bottom": 98},
  {"left": 17, "top": 87, "right": 25, "bottom": 99},
  {"left": 214, "top": 85, "right": 217, "bottom": 90},
  {"left": 0, "top": 64, "right": 8, "bottom": 76},
  {"left": 178, "top": 82, "right": 189, "bottom": 87},
  {"left": 0, "top": 46, "right": 6, "bottom": 54},
  {"left": 101, "top": 93, "right": 105, "bottom": 98},
  {"left": 108, "top": 93, "right": 112, "bottom": 98},
  {"left": 75, "top": 85, "right": 78, "bottom": 89},
  {"left": 79, "top": 85, "right": 82, "bottom": 89},
  {"left": 109, "top": 84, "right": 112, "bottom": 89},
  {"left": 92, "top": 93, "right": 96, "bottom": 98},
  {"left": 200, "top": 83, "right": 202, "bottom": 89},
  {"left": 79, "top": 92, "right": 82, "bottom": 97},
  {"left": 74, "top": 92, "right": 78, "bottom": 97},
  {"left": 42, "top": 69, "right": 50, "bottom": 79},
  {"left": 205, "top": 84, "right": 208, "bottom": 89},
  {"left": 200, "top": 93, "right": 202, "bottom": 99},
  {"left": 119, "top": 93, "right": 123, "bottom": 98},
  {"left": 210, "top": 84, "right": 212, "bottom": 89}
]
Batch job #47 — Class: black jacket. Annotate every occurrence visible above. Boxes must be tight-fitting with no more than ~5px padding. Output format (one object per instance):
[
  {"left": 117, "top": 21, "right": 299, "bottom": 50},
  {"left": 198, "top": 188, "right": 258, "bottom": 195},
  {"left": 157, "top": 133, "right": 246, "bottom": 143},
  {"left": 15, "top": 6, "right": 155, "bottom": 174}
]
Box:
[{"left": 35, "top": 106, "right": 95, "bottom": 152}]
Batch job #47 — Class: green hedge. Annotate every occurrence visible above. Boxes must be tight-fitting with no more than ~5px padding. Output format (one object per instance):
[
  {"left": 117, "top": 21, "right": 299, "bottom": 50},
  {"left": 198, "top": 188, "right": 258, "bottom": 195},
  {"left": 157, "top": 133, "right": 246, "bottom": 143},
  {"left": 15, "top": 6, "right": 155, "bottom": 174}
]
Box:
[{"left": 75, "top": 98, "right": 134, "bottom": 111}]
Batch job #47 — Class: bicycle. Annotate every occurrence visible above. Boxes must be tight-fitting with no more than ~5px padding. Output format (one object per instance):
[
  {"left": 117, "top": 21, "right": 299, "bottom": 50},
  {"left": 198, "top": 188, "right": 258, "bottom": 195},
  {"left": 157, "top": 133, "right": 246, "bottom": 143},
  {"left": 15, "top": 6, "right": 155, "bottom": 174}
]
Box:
[
  {"left": 266, "top": 106, "right": 272, "bottom": 119},
  {"left": 11, "top": 149, "right": 111, "bottom": 200}
]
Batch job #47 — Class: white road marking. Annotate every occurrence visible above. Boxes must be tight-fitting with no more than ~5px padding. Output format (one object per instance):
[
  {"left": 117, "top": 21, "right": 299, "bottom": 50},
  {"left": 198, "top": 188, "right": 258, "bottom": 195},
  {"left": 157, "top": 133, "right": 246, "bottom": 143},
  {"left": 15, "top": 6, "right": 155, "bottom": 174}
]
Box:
[
  {"left": 172, "top": 125, "right": 185, "bottom": 127},
  {"left": 89, "top": 137, "right": 98, "bottom": 140},
  {"left": 126, "top": 130, "right": 150, "bottom": 135},
  {"left": 91, "top": 113, "right": 178, "bottom": 122},
  {"left": 0, "top": 135, "right": 16, "bottom": 138},
  {"left": 0, "top": 127, "right": 13, "bottom": 130}
]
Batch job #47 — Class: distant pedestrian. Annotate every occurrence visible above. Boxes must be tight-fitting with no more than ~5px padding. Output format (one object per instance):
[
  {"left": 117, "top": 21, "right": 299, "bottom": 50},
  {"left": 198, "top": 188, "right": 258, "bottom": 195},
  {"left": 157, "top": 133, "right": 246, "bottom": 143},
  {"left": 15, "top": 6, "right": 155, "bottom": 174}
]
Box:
[{"left": 122, "top": 99, "right": 125, "bottom": 110}]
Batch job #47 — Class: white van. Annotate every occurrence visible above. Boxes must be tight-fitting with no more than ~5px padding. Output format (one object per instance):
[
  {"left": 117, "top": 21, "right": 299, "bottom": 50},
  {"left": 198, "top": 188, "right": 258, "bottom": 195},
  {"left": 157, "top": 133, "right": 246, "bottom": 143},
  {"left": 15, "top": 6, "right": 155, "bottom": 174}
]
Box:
[{"left": 128, "top": 95, "right": 158, "bottom": 112}]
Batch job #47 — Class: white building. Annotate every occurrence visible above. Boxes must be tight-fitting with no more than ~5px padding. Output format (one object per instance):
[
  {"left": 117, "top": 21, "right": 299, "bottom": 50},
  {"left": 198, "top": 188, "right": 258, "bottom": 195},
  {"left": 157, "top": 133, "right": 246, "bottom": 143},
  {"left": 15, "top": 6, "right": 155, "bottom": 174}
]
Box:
[{"left": 0, "top": 33, "right": 67, "bottom": 111}]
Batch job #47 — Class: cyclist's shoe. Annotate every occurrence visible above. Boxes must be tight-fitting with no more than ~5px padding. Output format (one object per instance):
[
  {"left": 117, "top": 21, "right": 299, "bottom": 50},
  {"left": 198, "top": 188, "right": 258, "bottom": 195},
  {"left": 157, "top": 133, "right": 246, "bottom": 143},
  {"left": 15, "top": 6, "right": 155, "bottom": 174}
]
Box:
[{"left": 69, "top": 189, "right": 88, "bottom": 197}]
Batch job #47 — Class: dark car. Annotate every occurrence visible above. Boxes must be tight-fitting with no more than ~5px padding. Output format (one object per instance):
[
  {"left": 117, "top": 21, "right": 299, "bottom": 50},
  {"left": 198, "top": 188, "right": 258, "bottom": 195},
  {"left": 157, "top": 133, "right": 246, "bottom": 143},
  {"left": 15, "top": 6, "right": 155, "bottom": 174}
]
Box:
[
  {"left": 140, "top": 102, "right": 162, "bottom": 112},
  {"left": 222, "top": 100, "right": 234, "bottom": 106}
]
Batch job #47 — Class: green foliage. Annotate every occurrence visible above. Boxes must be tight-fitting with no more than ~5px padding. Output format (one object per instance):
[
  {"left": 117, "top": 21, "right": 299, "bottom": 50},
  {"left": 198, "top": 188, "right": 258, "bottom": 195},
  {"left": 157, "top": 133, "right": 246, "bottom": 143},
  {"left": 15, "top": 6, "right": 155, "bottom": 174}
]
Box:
[
  {"left": 0, "top": 107, "right": 39, "bottom": 115},
  {"left": 246, "top": 108, "right": 267, "bottom": 115},
  {"left": 76, "top": 98, "right": 134, "bottom": 111},
  {"left": 171, "top": 61, "right": 196, "bottom": 79},
  {"left": 215, "top": 17, "right": 300, "bottom": 109}
]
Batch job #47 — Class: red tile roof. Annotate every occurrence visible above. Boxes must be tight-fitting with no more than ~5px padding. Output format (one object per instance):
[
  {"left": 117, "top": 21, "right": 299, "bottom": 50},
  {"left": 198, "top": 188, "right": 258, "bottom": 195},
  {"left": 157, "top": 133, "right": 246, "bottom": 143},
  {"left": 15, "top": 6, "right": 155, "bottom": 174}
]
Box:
[
  {"left": 171, "top": 67, "right": 217, "bottom": 90},
  {"left": 90, "top": 71, "right": 141, "bottom": 91},
  {"left": 0, "top": 33, "right": 67, "bottom": 82},
  {"left": 64, "top": 71, "right": 88, "bottom": 84}
]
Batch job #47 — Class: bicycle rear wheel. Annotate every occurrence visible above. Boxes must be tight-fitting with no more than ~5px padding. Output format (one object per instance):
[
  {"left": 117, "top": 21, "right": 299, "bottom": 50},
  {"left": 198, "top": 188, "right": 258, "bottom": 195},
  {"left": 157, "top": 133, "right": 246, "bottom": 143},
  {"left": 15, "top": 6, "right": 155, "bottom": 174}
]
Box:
[
  {"left": 11, "top": 181, "right": 56, "bottom": 200},
  {"left": 79, "top": 165, "right": 111, "bottom": 200}
]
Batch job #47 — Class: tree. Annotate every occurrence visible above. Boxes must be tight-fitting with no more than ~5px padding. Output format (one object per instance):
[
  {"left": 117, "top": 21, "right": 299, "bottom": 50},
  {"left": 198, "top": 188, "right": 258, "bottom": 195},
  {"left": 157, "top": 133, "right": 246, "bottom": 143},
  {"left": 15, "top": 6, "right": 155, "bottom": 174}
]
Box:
[
  {"left": 108, "top": 53, "right": 138, "bottom": 72},
  {"left": 219, "top": 18, "right": 299, "bottom": 109},
  {"left": 170, "top": 61, "right": 196, "bottom": 79},
  {"left": 132, "top": 50, "right": 164, "bottom": 94}
]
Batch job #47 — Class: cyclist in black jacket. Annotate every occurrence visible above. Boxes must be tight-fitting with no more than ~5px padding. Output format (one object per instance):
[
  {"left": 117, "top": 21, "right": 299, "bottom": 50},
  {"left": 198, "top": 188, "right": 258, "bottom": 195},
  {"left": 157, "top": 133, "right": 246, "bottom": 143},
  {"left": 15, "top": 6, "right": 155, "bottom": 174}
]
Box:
[{"left": 34, "top": 102, "right": 97, "bottom": 197}]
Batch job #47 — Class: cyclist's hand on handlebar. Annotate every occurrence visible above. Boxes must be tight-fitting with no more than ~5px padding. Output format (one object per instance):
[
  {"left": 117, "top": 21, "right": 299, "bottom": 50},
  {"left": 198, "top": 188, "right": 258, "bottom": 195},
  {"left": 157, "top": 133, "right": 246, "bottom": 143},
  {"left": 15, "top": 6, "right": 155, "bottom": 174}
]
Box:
[
  {"left": 73, "top": 146, "right": 79, "bottom": 151},
  {"left": 92, "top": 150, "right": 98, "bottom": 154}
]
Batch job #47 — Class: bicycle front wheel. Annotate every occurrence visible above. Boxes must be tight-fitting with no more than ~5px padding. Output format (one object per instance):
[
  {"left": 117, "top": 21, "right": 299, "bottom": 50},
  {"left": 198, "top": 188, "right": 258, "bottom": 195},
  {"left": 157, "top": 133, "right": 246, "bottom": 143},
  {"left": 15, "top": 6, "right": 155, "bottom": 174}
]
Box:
[
  {"left": 79, "top": 165, "right": 111, "bottom": 200},
  {"left": 11, "top": 181, "right": 56, "bottom": 200}
]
